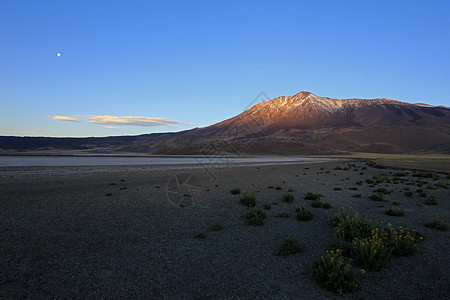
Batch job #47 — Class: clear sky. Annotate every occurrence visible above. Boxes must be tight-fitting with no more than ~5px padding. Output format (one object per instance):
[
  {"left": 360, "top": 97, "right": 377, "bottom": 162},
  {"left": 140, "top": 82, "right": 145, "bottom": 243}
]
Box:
[{"left": 1, "top": 0, "right": 449, "bottom": 137}]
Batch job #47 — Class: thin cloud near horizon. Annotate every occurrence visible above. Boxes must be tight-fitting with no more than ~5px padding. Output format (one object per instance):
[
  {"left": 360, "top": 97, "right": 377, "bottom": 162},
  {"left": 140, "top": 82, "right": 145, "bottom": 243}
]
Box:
[{"left": 49, "top": 115, "right": 197, "bottom": 128}]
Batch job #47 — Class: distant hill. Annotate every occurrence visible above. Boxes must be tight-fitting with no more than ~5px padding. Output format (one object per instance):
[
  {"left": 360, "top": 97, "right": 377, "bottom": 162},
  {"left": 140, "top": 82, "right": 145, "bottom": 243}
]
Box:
[{"left": 1, "top": 91, "right": 450, "bottom": 155}]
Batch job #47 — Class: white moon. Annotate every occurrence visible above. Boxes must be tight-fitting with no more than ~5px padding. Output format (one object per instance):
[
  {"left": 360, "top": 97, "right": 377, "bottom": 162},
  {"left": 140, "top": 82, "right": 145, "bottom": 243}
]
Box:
[{"left": 57, "top": 53, "right": 61, "bottom": 57}]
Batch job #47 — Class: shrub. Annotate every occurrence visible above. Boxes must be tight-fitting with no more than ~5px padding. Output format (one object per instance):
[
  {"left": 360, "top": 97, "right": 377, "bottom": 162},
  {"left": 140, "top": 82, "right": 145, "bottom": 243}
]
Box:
[
  {"left": 424, "top": 196, "right": 437, "bottom": 205},
  {"left": 210, "top": 221, "right": 222, "bottom": 231},
  {"left": 366, "top": 178, "right": 374, "bottom": 184},
  {"left": 382, "top": 225, "right": 422, "bottom": 256},
  {"left": 304, "top": 192, "right": 322, "bottom": 201},
  {"left": 349, "top": 187, "right": 358, "bottom": 190},
  {"left": 392, "top": 201, "right": 400, "bottom": 205},
  {"left": 404, "top": 191, "right": 413, "bottom": 197},
  {"left": 352, "top": 194, "right": 362, "bottom": 198},
  {"left": 282, "top": 192, "right": 295, "bottom": 203},
  {"left": 424, "top": 217, "right": 448, "bottom": 231},
  {"left": 230, "top": 186, "right": 241, "bottom": 195},
  {"left": 369, "top": 193, "right": 384, "bottom": 202},
  {"left": 296, "top": 206, "right": 313, "bottom": 221},
  {"left": 245, "top": 208, "right": 266, "bottom": 226},
  {"left": 352, "top": 229, "right": 392, "bottom": 270},
  {"left": 194, "top": 232, "right": 206, "bottom": 239},
  {"left": 373, "top": 188, "right": 392, "bottom": 194},
  {"left": 385, "top": 208, "right": 405, "bottom": 217},
  {"left": 333, "top": 187, "right": 342, "bottom": 191},
  {"left": 322, "top": 202, "right": 332, "bottom": 209},
  {"left": 311, "top": 200, "right": 323, "bottom": 208},
  {"left": 331, "top": 208, "right": 373, "bottom": 242},
  {"left": 278, "top": 237, "right": 304, "bottom": 257},
  {"left": 334, "top": 166, "right": 343, "bottom": 170},
  {"left": 240, "top": 191, "right": 257, "bottom": 207},
  {"left": 373, "top": 174, "right": 387, "bottom": 183},
  {"left": 268, "top": 186, "right": 274, "bottom": 189},
  {"left": 105, "top": 193, "right": 112, "bottom": 196},
  {"left": 419, "top": 192, "right": 427, "bottom": 198},
  {"left": 287, "top": 189, "right": 294, "bottom": 192},
  {"left": 394, "top": 171, "right": 406, "bottom": 177},
  {"left": 263, "top": 204, "right": 272, "bottom": 210},
  {"left": 356, "top": 181, "right": 363, "bottom": 186},
  {"left": 327, "top": 240, "right": 354, "bottom": 258},
  {"left": 413, "top": 172, "right": 439, "bottom": 180},
  {"left": 275, "top": 186, "right": 282, "bottom": 190},
  {"left": 312, "top": 249, "right": 360, "bottom": 294},
  {"left": 275, "top": 212, "right": 290, "bottom": 218}
]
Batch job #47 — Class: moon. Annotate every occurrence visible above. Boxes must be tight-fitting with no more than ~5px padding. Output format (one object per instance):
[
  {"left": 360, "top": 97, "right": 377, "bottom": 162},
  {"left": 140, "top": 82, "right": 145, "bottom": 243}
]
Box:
[{"left": 57, "top": 53, "right": 61, "bottom": 57}]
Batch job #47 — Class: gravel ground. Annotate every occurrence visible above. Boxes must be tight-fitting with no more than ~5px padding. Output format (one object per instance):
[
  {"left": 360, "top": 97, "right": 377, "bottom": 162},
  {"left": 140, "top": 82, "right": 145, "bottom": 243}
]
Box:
[{"left": 1, "top": 160, "right": 449, "bottom": 299}]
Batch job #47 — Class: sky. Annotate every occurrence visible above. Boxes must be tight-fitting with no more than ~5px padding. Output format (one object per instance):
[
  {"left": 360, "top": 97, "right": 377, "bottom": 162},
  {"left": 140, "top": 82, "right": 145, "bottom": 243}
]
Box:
[{"left": 1, "top": 0, "right": 449, "bottom": 137}]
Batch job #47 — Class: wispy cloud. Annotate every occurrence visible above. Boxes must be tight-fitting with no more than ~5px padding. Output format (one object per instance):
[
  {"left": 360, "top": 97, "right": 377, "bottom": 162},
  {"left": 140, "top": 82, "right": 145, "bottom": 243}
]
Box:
[
  {"left": 105, "top": 126, "right": 119, "bottom": 129},
  {"left": 51, "top": 115, "right": 81, "bottom": 122},
  {"left": 49, "top": 115, "right": 196, "bottom": 128}
]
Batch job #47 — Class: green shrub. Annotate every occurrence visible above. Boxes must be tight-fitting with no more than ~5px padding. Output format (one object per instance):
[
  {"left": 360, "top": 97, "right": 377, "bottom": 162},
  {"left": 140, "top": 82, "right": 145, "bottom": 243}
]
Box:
[
  {"left": 366, "top": 178, "right": 374, "bottom": 184},
  {"left": 385, "top": 208, "right": 405, "bottom": 217},
  {"left": 268, "top": 186, "right": 274, "bottom": 189},
  {"left": 275, "top": 212, "right": 290, "bottom": 218},
  {"left": 245, "top": 208, "right": 266, "bottom": 226},
  {"left": 230, "top": 186, "right": 241, "bottom": 195},
  {"left": 333, "top": 187, "right": 342, "bottom": 191},
  {"left": 373, "top": 188, "right": 392, "bottom": 194},
  {"left": 424, "top": 196, "right": 437, "bottom": 205},
  {"left": 304, "top": 192, "right": 322, "bottom": 201},
  {"left": 331, "top": 208, "right": 373, "bottom": 242},
  {"left": 240, "top": 191, "right": 257, "bottom": 207},
  {"left": 312, "top": 249, "right": 361, "bottom": 294},
  {"left": 373, "top": 174, "right": 387, "bottom": 183},
  {"left": 275, "top": 186, "right": 282, "bottom": 190},
  {"left": 424, "top": 217, "right": 448, "bottom": 231},
  {"left": 349, "top": 187, "right": 358, "bottom": 190},
  {"left": 419, "top": 192, "right": 427, "bottom": 198},
  {"left": 263, "top": 204, "right": 272, "bottom": 210},
  {"left": 369, "top": 193, "right": 384, "bottom": 202},
  {"left": 311, "top": 200, "right": 323, "bottom": 208},
  {"left": 210, "top": 221, "right": 222, "bottom": 231},
  {"left": 393, "top": 171, "right": 406, "bottom": 177},
  {"left": 287, "top": 189, "right": 294, "bottom": 192},
  {"left": 413, "top": 172, "right": 439, "bottom": 180},
  {"left": 352, "top": 229, "right": 392, "bottom": 270},
  {"left": 334, "top": 166, "right": 343, "bottom": 170},
  {"left": 322, "top": 202, "right": 332, "bottom": 209},
  {"left": 327, "top": 240, "right": 354, "bottom": 258},
  {"left": 194, "top": 232, "right": 206, "bottom": 239},
  {"left": 282, "top": 192, "right": 295, "bottom": 203},
  {"left": 356, "top": 181, "right": 363, "bottom": 186},
  {"left": 382, "top": 225, "right": 422, "bottom": 256},
  {"left": 278, "top": 237, "right": 304, "bottom": 257},
  {"left": 392, "top": 201, "right": 400, "bottom": 205},
  {"left": 296, "top": 206, "right": 313, "bottom": 221},
  {"left": 352, "top": 194, "right": 362, "bottom": 198},
  {"left": 404, "top": 191, "right": 413, "bottom": 197}
]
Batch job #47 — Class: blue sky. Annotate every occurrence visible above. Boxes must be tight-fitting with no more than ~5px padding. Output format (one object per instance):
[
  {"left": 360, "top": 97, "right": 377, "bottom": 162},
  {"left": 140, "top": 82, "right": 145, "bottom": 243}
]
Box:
[{"left": 1, "top": 0, "right": 449, "bottom": 137}]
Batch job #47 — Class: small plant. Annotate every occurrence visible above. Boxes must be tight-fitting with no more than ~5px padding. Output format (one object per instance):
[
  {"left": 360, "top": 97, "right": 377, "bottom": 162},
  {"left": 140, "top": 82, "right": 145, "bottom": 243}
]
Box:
[
  {"left": 105, "top": 193, "right": 112, "bottom": 196},
  {"left": 240, "top": 191, "right": 257, "bottom": 207},
  {"left": 356, "top": 181, "right": 363, "bottom": 186},
  {"left": 245, "top": 208, "right": 266, "bottom": 226},
  {"left": 424, "top": 217, "right": 448, "bottom": 231},
  {"left": 304, "top": 192, "right": 322, "bottom": 201},
  {"left": 230, "top": 186, "right": 241, "bottom": 195},
  {"left": 394, "top": 171, "right": 406, "bottom": 177},
  {"left": 312, "top": 249, "right": 360, "bottom": 294},
  {"left": 382, "top": 225, "right": 422, "bottom": 256},
  {"left": 373, "top": 188, "right": 392, "bottom": 194},
  {"left": 331, "top": 208, "right": 373, "bottom": 242},
  {"left": 373, "top": 174, "right": 387, "bottom": 183},
  {"left": 352, "top": 194, "right": 362, "bottom": 198},
  {"left": 413, "top": 172, "right": 439, "bottom": 180},
  {"left": 424, "top": 196, "right": 437, "bottom": 205},
  {"left": 268, "top": 186, "right": 274, "bottom": 189},
  {"left": 278, "top": 237, "right": 304, "bottom": 257},
  {"left": 311, "top": 200, "right": 323, "bottom": 208},
  {"left": 404, "top": 191, "right": 413, "bottom": 197},
  {"left": 327, "top": 240, "right": 354, "bottom": 258},
  {"left": 275, "top": 186, "right": 282, "bottom": 190},
  {"left": 296, "top": 206, "right": 313, "bottom": 221},
  {"left": 385, "top": 208, "right": 405, "bottom": 217},
  {"left": 275, "top": 212, "right": 290, "bottom": 218},
  {"left": 366, "top": 178, "right": 374, "bottom": 184},
  {"left": 419, "top": 192, "right": 427, "bottom": 198},
  {"left": 194, "top": 232, "right": 206, "bottom": 239},
  {"left": 210, "top": 221, "right": 222, "bottom": 231},
  {"left": 263, "top": 204, "right": 272, "bottom": 210},
  {"left": 392, "top": 201, "right": 400, "bottom": 205},
  {"left": 369, "top": 193, "right": 384, "bottom": 202},
  {"left": 282, "top": 192, "right": 295, "bottom": 203},
  {"left": 322, "top": 202, "right": 332, "bottom": 209},
  {"left": 287, "top": 188, "right": 294, "bottom": 192},
  {"left": 333, "top": 187, "right": 342, "bottom": 191},
  {"left": 349, "top": 187, "right": 358, "bottom": 190}
]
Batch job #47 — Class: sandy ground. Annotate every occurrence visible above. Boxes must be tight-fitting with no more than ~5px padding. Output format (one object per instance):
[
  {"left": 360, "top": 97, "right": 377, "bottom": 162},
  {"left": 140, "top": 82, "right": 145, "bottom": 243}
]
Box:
[{"left": 0, "top": 161, "right": 449, "bottom": 299}]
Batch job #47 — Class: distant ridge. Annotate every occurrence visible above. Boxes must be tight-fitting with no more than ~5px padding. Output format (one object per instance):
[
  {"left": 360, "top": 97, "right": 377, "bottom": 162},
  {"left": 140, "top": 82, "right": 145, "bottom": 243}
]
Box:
[{"left": 1, "top": 91, "right": 450, "bottom": 155}]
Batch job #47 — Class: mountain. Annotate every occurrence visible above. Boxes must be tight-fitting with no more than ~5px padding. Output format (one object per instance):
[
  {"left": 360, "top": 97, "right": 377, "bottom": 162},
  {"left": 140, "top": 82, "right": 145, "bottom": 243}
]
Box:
[{"left": 1, "top": 91, "right": 450, "bottom": 155}]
